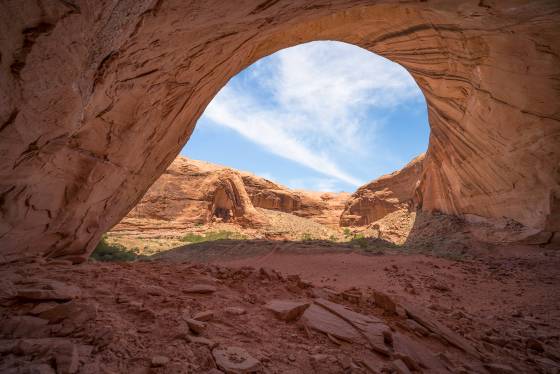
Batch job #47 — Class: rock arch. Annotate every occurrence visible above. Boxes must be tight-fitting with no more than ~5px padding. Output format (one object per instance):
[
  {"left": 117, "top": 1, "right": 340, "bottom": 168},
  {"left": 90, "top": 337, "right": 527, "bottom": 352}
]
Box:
[
  {"left": 207, "top": 172, "right": 265, "bottom": 226},
  {"left": 1, "top": 1, "right": 559, "bottom": 260}
]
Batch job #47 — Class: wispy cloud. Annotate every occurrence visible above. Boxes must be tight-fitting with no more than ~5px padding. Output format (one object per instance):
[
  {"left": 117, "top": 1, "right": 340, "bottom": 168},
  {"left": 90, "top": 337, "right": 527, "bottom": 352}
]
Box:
[
  {"left": 201, "top": 41, "right": 422, "bottom": 188},
  {"left": 205, "top": 90, "right": 361, "bottom": 186},
  {"left": 287, "top": 177, "right": 341, "bottom": 192}
]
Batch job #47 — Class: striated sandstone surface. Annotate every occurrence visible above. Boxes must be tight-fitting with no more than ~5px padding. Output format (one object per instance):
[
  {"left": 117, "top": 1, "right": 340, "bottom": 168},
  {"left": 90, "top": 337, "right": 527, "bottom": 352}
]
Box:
[
  {"left": 242, "top": 174, "right": 351, "bottom": 229},
  {"left": 121, "top": 156, "right": 348, "bottom": 229},
  {"left": 341, "top": 154, "right": 424, "bottom": 227},
  {"left": 125, "top": 157, "right": 265, "bottom": 227},
  {"left": 0, "top": 1, "right": 559, "bottom": 259},
  {"left": 114, "top": 153, "right": 557, "bottom": 250}
]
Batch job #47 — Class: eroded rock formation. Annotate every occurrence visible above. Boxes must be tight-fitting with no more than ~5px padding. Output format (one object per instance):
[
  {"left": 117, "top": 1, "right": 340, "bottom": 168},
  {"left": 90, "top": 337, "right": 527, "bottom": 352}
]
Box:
[
  {"left": 121, "top": 157, "right": 347, "bottom": 230},
  {"left": 341, "top": 154, "right": 424, "bottom": 227},
  {"left": 125, "top": 158, "right": 262, "bottom": 226},
  {"left": 1, "top": 1, "right": 559, "bottom": 259}
]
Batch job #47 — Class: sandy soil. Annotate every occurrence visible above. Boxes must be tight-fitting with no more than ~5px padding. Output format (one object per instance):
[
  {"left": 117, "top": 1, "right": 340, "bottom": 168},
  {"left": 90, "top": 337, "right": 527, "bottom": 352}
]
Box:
[
  {"left": 218, "top": 244, "right": 560, "bottom": 353},
  {"left": 2, "top": 241, "right": 558, "bottom": 373}
]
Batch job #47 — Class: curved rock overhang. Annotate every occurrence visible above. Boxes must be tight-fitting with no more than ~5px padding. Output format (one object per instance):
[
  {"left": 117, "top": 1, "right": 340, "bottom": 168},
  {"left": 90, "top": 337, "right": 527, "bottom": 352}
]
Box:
[{"left": 0, "top": 0, "right": 559, "bottom": 259}]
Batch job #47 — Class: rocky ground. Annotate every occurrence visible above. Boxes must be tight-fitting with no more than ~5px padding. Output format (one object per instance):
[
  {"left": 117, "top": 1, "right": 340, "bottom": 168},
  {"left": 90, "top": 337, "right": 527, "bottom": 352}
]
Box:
[
  {"left": 1, "top": 242, "right": 559, "bottom": 373},
  {"left": 107, "top": 207, "right": 344, "bottom": 256}
]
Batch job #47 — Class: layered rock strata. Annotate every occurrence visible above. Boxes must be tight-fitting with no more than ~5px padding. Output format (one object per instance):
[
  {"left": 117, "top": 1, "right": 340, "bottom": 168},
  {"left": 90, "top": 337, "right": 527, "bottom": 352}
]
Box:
[
  {"left": 1, "top": 0, "right": 559, "bottom": 259},
  {"left": 120, "top": 157, "right": 348, "bottom": 230},
  {"left": 341, "top": 154, "right": 424, "bottom": 227}
]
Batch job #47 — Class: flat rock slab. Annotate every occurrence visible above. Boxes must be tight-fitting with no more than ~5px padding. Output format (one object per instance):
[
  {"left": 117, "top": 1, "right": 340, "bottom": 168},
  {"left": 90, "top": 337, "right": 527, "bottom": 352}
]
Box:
[
  {"left": 264, "top": 300, "right": 310, "bottom": 321},
  {"left": 314, "top": 298, "right": 384, "bottom": 325},
  {"left": 484, "top": 363, "right": 516, "bottom": 374},
  {"left": 193, "top": 310, "right": 214, "bottom": 322},
  {"left": 53, "top": 341, "right": 79, "bottom": 374},
  {"left": 1, "top": 316, "right": 49, "bottom": 338},
  {"left": 314, "top": 298, "right": 390, "bottom": 354},
  {"left": 212, "top": 346, "right": 261, "bottom": 373},
  {"left": 16, "top": 280, "right": 81, "bottom": 301},
  {"left": 392, "top": 332, "right": 449, "bottom": 372},
  {"left": 402, "top": 303, "right": 480, "bottom": 358},
  {"left": 38, "top": 301, "right": 97, "bottom": 324},
  {"left": 356, "top": 352, "right": 385, "bottom": 373},
  {"left": 183, "top": 284, "right": 217, "bottom": 294},
  {"left": 301, "top": 304, "right": 363, "bottom": 344}
]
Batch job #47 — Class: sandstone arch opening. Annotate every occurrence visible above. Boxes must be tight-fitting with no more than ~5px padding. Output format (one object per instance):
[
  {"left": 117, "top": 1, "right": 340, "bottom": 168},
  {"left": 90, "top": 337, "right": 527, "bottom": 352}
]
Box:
[
  {"left": 2, "top": 2, "right": 558, "bottom": 260},
  {"left": 113, "top": 40, "right": 431, "bottom": 251},
  {"left": 2, "top": 2, "right": 560, "bottom": 373},
  {"left": 185, "top": 40, "right": 429, "bottom": 193}
]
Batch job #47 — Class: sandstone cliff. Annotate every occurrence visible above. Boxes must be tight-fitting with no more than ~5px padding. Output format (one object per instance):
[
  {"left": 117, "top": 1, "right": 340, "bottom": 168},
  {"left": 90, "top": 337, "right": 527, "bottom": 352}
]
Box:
[
  {"left": 340, "top": 154, "right": 424, "bottom": 227},
  {"left": 124, "top": 157, "right": 348, "bottom": 230}
]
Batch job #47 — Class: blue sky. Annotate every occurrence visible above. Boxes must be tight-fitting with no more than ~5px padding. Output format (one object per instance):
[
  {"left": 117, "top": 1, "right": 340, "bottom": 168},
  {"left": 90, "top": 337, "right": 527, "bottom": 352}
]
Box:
[{"left": 181, "top": 41, "right": 429, "bottom": 192}]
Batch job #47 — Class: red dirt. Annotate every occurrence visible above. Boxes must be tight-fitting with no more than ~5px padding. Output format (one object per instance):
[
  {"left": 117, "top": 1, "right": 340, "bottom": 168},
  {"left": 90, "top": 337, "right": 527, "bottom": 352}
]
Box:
[{"left": 1, "top": 244, "right": 559, "bottom": 373}]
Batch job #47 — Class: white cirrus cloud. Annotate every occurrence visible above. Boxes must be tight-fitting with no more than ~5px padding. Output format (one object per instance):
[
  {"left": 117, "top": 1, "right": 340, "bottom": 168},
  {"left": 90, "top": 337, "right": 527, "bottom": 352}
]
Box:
[{"left": 201, "top": 40, "right": 423, "bottom": 188}]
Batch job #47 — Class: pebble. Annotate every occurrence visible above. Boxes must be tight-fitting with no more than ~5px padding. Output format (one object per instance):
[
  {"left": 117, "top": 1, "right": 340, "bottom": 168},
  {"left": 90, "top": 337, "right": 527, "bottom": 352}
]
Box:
[
  {"left": 151, "top": 355, "right": 170, "bottom": 367},
  {"left": 224, "top": 307, "right": 246, "bottom": 315}
]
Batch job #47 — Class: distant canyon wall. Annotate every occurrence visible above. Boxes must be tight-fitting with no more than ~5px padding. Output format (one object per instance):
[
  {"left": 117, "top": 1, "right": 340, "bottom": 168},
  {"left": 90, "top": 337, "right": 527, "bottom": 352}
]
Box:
[
  {"left": 341, "top": 154, "right": 424, "bottom": 227},
  {"left": 124, "top": 157, "right": 349, "bottom": 229}
]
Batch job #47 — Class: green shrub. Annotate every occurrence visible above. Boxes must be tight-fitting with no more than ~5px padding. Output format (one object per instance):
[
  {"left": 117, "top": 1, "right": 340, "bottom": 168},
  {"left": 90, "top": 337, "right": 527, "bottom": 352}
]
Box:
[
  {"left": 180, "top": 233, "right": 205, "bottom": 243},
  {"left": 180, "top": 230, "right": 245, "bottom": 243},
  {"left": 301, "top": 233, "right": 314, "bottom": 241},
  {"left": 343, "top": 228, "right": 352, "bottom": 238},
  {"left": 91, "top": 235, "right": 138, "bottom": 262},
  {"left": 352, "top": 234, "right": 368, "bottom": 248}
]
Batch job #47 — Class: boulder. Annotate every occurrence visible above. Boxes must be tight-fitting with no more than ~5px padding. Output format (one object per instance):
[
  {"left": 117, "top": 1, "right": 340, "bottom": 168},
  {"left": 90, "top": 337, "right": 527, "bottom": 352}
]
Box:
[
  {"left": 264, "top": 300, "right": 310, "bottom": 322},
  {"left": 185, "top": 318, "right": 207, "bottom": 335},
  {"left": 16, "top": 280, "right": 81, "bottom": 302},
  {"left": 224, "top": 307, "right": 246, "bottom": 316},
  {"left": 193, "top": 310, "right": 214, "bottom": 322},
  {"left": 212, "top": 346, "right": 261, "bottom": 374}
]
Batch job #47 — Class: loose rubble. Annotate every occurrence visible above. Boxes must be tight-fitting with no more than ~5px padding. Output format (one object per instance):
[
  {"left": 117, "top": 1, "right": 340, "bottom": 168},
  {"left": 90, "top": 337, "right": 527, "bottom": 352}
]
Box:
[{"left": 0, "top": 250, "right": 558, "bottom": 373}]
